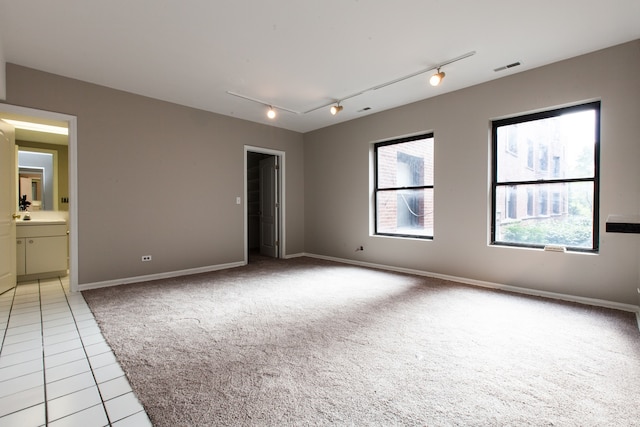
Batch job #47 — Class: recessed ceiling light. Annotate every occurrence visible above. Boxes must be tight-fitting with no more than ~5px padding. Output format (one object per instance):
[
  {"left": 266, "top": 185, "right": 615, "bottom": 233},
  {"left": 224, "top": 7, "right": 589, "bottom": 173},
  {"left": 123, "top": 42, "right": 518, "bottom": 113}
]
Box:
[{"left": 1, "top": 118, "right": 68, "bottom": 135}]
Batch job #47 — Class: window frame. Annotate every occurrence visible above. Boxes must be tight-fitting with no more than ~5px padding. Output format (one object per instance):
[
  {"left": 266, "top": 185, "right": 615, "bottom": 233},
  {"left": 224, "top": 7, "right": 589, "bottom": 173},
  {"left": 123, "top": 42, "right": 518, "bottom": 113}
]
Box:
[
  {"left": 490, "top": 101, "right": 601, "bottom": 252},
  {"left": 374, "top": 132, "right": 434, "bottom": 240}
]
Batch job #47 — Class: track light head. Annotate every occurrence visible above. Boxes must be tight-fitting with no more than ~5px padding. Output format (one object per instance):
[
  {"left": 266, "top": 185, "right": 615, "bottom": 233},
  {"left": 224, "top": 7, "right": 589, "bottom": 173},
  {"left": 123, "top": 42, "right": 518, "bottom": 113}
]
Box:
[
  {"left": 267, "top": 106, "right": 276, "bottom": 119},
  {"left": 429, "top": 69, "right": 445, "bottom": 86},
  {"left": 330, "top": 104, "right": 343, "bottom": 115}
]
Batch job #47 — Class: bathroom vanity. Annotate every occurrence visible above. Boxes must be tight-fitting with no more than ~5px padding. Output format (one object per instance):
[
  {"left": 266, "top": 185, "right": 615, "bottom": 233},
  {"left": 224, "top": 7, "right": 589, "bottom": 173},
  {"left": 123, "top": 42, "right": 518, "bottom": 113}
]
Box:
[{"left": 16, "top": 219, "right": 68, "bottom": 281}]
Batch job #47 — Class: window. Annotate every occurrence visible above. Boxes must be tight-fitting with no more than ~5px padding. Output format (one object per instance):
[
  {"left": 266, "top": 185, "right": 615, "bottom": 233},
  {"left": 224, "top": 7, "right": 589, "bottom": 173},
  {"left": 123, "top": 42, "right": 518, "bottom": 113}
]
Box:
[
  {"left": 552, "top": 156, "right": 561, "bottom": 177},
  {"left": 526, "top": 188, "right": 533, "bottom": 216},
  {"left": 538, "top": 144, "right": 548, "bottom": 171},
  {"left": 538, "top": 188, "right": 548, "bottom": 216},
  {"left": 507, "top": 186, "right": 517, "bottom": 219},
  {"left": 552, "top": 192, "right": 562, "bottom": 215},
  {"left": 507, "top": 127, "right": 518, "bottom": 155},
  {"left": 491, "top": 101, "right": 600, "bottom": 251},
  {"left": 375, "top": 133, "right": 434, "bottom": 238}
]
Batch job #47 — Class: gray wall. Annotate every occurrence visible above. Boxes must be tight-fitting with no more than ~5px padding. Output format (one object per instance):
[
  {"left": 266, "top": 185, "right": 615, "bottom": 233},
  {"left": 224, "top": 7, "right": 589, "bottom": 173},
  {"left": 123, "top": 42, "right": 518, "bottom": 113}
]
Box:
[
  {"left": 304, "top": 40, "right": 640, "bottom": 305},
  {"left": 6, "top": 64, "right": 305, "bottom": 284},
  {"left": 5, "top": 40, "right": 640, "bottom": 305}
]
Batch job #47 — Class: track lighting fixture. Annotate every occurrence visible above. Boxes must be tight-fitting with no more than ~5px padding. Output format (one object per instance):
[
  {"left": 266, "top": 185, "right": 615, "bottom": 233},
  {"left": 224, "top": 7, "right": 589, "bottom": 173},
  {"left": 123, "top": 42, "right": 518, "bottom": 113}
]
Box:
[
  {"left": 429, "top": 68, "right": 445, "bottom": 86},
  {"left": 226, "top": 50, "right": 474, "bottom": 118}
]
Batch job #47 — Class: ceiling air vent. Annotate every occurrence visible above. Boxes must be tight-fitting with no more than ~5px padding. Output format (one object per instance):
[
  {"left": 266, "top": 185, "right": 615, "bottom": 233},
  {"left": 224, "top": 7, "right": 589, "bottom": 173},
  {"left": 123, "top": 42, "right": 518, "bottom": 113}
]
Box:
[
  {"left": 357, "top": 107, "right": 372, "bottom": 113},
  {"left": 494, "top": 61, "right": 521, "bottom": 72}
]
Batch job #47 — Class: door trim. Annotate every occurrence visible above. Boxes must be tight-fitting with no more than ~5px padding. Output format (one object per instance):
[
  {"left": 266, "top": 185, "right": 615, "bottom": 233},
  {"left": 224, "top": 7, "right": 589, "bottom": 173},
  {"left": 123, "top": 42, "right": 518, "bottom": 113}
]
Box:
[
  {"left": 0, "top": 103, "right": 78, "bottom": 292},
  {"left": 244, "top": 145, "right": 285, "bottom": 263}
]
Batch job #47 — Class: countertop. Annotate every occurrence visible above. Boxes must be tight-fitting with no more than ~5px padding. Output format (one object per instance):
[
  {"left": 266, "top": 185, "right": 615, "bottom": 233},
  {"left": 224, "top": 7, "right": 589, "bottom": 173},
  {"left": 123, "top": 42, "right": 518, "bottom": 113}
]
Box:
[{"left": 16, "top": 219, "right": 67, "bottom": 226}]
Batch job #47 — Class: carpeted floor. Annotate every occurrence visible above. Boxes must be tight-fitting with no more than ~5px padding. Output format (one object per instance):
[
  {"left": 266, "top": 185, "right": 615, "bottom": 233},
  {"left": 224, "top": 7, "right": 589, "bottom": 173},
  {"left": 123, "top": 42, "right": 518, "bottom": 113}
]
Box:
[{"left": 82, "top": 256, "right": 640, "bottom": 426}]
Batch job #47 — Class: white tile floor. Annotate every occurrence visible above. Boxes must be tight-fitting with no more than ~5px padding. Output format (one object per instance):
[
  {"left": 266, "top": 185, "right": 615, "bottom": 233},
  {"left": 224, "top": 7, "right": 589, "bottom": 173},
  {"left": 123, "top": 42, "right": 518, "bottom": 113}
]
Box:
[{"left": 0, "top": 277, "right": 152, "bottom": 427}]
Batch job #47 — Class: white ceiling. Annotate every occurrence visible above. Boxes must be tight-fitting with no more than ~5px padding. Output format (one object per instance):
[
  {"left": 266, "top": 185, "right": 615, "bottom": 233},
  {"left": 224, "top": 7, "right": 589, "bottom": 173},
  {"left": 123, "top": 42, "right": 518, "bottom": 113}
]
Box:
[{"left": 1, "top": 1, "right": 639, "bottom": 133}]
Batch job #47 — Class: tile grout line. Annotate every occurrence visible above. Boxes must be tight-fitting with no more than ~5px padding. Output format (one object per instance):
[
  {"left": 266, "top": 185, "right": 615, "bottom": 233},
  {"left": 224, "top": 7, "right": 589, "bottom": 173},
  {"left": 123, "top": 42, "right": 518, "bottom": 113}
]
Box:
[
  {"left": 58, "top": 278, "right": 114, "bottom": 427},
  {"left": 0, "top": 286, "right": 18, "bottom": 352},
  {"left": 0, "top": 284, "right": 45, "bottom": 422},
  {"left": 0, "top": 280, "right": 151, "bottom": 426},
  {"left": 37, "top": 279, "right": 50, "bottom": 426}
]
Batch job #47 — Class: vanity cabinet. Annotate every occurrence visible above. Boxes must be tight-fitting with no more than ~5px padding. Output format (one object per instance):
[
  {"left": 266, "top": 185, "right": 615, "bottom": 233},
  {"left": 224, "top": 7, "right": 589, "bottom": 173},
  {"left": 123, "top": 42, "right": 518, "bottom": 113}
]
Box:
[{"left": 16, "top": 223, "right": 68, "bottom": 278}]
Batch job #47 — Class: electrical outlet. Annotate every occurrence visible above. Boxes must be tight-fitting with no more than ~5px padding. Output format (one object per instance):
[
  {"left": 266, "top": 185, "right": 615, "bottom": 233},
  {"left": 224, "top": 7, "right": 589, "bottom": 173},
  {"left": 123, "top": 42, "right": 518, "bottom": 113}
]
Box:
[{"left": 141, "top": 255, "right": 152, "bottom": 262}]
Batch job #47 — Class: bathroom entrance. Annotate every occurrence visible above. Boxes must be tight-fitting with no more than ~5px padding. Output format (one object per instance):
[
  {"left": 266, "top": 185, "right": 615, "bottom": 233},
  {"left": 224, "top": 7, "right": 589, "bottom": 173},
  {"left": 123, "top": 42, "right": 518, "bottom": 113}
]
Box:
[{"left": 0, "top": 104, "right": 78, "bottom": 292}]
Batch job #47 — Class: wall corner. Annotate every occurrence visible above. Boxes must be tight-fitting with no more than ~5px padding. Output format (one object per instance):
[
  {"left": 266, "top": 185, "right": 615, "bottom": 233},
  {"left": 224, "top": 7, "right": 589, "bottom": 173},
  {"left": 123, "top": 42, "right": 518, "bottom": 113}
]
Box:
[{"left": 0, "top": 40, "right": 6, "bottom": 101}]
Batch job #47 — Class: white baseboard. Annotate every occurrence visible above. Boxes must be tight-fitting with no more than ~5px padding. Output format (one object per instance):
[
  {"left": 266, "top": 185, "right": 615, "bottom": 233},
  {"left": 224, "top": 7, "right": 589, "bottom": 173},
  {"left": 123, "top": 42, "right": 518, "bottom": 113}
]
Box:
[
  {"left": 303, "top": 252, "right": 640, "bottom": 314},
  {"left": 78, "top": 261, "right": 246, "bottom": 292},
  {"left": 283, "top": 252, "right": 306, "bottom": 259},
  {"left": 78, "top": 252, "right": 307, "bottom": 291},
  {"left": 77, "top": 252, "right": 640, "bottom": 329}
]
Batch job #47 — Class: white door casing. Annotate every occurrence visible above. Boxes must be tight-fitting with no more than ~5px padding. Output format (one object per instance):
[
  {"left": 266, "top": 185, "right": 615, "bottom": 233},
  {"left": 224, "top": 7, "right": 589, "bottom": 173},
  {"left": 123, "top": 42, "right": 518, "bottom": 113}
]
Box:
[{"left": 0, "top": 121, "right": 17, "bottom": 295}]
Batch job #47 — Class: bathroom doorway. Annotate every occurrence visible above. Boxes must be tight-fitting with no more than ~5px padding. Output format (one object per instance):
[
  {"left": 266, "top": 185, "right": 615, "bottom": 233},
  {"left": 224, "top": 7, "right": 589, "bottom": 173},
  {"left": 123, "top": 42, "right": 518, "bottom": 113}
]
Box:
[{"left": 0, "top": 104, "right": 78, "bottom": 291}]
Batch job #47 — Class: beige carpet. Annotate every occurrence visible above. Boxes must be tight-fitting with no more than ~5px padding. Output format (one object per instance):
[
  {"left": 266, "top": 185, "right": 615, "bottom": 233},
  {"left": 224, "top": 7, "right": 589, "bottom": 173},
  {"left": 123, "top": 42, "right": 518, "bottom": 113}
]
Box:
[{"left": 82, "top": 256, "right": 640, "bottom": 426}]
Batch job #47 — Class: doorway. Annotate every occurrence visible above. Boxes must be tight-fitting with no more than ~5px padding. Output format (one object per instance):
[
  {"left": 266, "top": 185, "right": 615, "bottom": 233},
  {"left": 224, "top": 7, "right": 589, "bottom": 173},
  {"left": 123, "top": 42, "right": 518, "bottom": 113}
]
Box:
[
  {"left": 0, "top": 104, "right": 78, "bottom": 291},
  {"left": 245, "top": 146, "right": 285, "bottom": 263}
]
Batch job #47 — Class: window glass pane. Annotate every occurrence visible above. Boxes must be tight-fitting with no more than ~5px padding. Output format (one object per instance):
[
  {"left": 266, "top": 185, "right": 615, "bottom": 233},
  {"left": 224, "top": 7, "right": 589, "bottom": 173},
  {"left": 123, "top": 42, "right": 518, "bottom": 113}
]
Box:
[
  {"left": 377, "top": 136, "right": 434, "bottom": 188},
  {"left": 494, "top": 182, "right": 593, "bottom": 248},
  {"left": 377, "top": 188, "right": 433, "bottom": 237},
  {"left": 496, "top": 109, "right": 596, "bottom": 182}
]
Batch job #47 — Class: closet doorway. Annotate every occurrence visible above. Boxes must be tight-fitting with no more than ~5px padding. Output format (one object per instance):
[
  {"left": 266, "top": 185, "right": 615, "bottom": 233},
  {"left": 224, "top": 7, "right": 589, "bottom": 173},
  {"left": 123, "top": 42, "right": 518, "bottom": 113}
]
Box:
[{"left": 245, "top": 146, "right": 285, "bottom": 262}]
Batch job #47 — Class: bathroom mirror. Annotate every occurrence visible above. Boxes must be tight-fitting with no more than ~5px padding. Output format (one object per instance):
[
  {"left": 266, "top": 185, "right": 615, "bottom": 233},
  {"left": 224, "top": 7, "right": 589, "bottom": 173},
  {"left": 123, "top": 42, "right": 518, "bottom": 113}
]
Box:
[{"left": 18, "top": 149, "right": 57, "bottom": 211}]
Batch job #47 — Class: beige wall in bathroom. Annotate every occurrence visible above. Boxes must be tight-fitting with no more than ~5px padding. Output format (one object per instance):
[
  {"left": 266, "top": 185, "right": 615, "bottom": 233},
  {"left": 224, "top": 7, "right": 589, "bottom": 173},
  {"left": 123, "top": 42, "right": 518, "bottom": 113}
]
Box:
[{"left": 6, "top": 64, "right": 305, "bottom": 284}]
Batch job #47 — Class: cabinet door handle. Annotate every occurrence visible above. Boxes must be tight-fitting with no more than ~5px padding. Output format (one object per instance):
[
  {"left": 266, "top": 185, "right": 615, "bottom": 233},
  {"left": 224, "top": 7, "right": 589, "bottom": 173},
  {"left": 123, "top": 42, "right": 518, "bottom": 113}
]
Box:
[{"left": 28, "top": 240, "right": 34, "bottom": 244}]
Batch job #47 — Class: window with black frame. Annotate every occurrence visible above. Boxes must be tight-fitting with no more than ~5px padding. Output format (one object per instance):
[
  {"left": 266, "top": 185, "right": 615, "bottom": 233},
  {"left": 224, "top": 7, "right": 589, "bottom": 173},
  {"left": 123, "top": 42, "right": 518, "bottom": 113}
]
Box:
[
  {"left": 374, "top": 133, "right": 434, "bottom": 239},
  {"left": 491, "top": 101, "right": 600, "bottom": 251}
]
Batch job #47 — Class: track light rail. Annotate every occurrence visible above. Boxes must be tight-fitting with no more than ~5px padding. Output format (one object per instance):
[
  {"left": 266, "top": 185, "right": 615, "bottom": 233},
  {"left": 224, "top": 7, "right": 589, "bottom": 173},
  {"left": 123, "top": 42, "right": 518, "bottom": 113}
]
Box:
[{"left": 227, "top": 50, "right": 476, "bottom": 117}]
